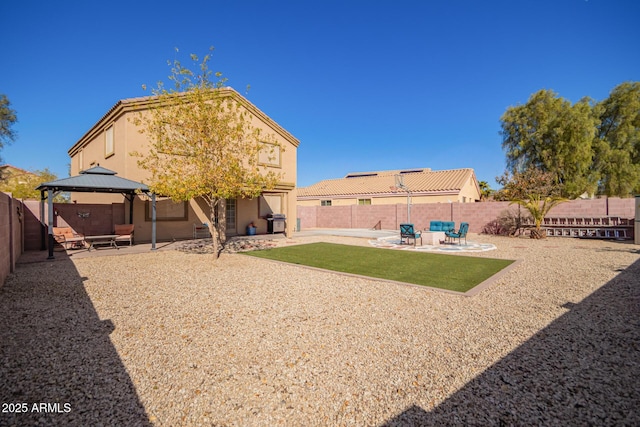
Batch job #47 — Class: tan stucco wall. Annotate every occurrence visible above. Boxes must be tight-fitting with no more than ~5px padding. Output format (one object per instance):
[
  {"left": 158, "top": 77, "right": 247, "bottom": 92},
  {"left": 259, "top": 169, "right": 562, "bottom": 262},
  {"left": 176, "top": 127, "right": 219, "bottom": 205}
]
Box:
[
  {"left": 71, "top": 111, "right": 138, "bottom": 178},
  {"left": 71, "top": 110, "right": 296, "bottom": 184},
  {"left": 128, "top": 196, "right": 257, "bottom": 242},
  {"left": 285, "top": 188, "right": 296, "bottom": 235},
  {"left": 458, "top": 176, "right": 481, "bottom": 202},
  {"left": 130, "top": 196, "right": 198, "bottom": 242},
  {"left": 236, "top": 197, "right": 263, "bottom": 235},
  {"left": 248, "top": 113, "right": 297, "bottom": 189},
  {"left": 73, "top": 110, "right": 160, "bottom": 183}
]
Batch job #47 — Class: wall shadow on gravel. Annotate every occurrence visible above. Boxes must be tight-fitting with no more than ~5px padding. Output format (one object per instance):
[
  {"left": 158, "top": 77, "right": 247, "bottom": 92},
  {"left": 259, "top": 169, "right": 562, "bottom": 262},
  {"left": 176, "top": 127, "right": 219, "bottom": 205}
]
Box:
[
  {"left": 382, "top": 257, "right": 640, "bottom": 426},
  {"left": 0, "top": 253, "right": 151, "bottom": 426}
]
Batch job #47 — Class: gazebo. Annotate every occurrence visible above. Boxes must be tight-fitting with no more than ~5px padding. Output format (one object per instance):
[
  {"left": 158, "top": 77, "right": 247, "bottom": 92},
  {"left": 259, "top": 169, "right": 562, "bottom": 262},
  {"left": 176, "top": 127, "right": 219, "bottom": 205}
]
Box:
[{"left": 36, "top": 166, "right": 157, "bottom": 259}]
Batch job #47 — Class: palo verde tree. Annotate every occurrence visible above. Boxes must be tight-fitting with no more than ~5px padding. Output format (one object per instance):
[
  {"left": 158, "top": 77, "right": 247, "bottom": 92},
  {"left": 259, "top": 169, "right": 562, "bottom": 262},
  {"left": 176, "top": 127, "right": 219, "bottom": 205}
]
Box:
[{"left": 134, "top": 48, "right": 283, "bottom": 258}]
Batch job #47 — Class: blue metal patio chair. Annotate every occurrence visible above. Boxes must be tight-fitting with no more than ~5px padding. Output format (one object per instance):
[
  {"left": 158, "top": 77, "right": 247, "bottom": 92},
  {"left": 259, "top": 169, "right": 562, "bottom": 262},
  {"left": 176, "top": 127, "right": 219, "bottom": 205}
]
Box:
[
  {"left": 445, "top": 222, "right": 469, "bottom": 245},
  {"left": 400, "top": 223, "right": 422, "bottom": 246}
]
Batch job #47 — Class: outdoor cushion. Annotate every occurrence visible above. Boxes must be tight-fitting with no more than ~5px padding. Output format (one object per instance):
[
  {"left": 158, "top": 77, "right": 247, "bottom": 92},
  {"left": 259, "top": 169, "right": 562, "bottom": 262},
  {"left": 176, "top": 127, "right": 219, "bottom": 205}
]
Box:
[
  {"left": 53, "top": 226, "right": 74, "bottom": 240},
  {"left": 445, "top": 222, "right": 469, "bottom": 244},
  {"left": 114, "top": 224, "right": 134, "bottom": 246},
  {"left": 429, "top": 221, "right": 455, "bottom": 232},
  {"left": 52, "top": 226, "right": 85, "bottom": 249}
]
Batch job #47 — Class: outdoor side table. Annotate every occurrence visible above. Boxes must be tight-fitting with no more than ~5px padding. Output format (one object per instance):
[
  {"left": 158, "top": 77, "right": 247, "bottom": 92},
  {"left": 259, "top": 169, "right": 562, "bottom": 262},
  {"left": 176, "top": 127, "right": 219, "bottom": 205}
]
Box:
[
  {"left": 85, "top": 235, "right": 119, "bottom": 251},
  {"left": 423, "top": 231, "right": 446, "bottom": 245}
]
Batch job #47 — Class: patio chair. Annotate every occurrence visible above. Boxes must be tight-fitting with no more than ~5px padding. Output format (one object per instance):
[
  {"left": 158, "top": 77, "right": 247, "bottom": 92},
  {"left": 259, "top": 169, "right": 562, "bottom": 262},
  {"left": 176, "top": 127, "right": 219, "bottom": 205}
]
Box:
[
  {"left": 445, "top": 222, "right": 469, "bottom": 245},
  {"left": 114, "top": 224, "right": 134, "bottom": 246},
  {"left": 52, "top": 226, "right": 85, "bottom": 249},
  {"left": 400, "top": 223, "right": 422, "bottom": 246}
]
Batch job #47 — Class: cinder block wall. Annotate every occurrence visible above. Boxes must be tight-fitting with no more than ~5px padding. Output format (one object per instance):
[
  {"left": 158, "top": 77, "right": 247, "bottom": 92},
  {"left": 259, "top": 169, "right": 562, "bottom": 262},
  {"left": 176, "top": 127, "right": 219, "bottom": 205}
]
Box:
[
  {"left": 316, "top": 206, "right": 353, "bottom": 228},
  {"left": 0, "top": 193, "right": 11, "bottom": 287},
  {"left": 51, "top": 203, "right": 124, "bottom": 236},
  {"left": 297, "top": 198, "right": 636, "bottom": 233},
  {"left": 21, "top": 201, "right": 126, "bottom": 251},
  {"left": 0, "top": 193, "right": 23, "bottom": 288},
  {"left": 23, "top": 200, "right": 44, "bottom": 251}
]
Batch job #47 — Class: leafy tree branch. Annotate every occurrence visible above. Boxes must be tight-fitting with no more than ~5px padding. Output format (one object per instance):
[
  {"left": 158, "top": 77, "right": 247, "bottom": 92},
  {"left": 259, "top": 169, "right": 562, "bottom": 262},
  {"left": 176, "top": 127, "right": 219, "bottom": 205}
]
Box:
[{"left": 133, "top": 48, "right": 283, "bottom": 259}]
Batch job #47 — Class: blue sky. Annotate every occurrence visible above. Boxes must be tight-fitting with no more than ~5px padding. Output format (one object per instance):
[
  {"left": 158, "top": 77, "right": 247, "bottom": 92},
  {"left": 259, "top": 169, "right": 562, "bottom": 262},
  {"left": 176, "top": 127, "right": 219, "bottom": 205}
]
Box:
[{"left": 1, "top": 0, "right": 638, "bottom": 188}]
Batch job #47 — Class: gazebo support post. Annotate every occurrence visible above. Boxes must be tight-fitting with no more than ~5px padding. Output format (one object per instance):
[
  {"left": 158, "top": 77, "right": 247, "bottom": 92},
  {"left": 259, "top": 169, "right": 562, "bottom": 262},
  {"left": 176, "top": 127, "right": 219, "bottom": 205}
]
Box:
[
  {"left": 40, "top": 190, "right": 46, "bottom": 251},
  {"left": 151, "top": 193, "right": 157, "bottom": 250},
  {"left": 47, "top": 189, "right": 54, "bottom": 259},
  {"left": 128, "top": 194, "right": 134, "bottom": 224}
]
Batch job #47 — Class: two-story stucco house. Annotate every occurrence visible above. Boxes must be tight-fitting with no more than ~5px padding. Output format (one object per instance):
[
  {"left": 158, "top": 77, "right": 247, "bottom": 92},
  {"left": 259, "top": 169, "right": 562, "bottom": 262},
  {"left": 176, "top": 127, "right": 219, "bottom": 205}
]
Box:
[{"left": 67, "top": 88, "right": 299, "bottom": 242}]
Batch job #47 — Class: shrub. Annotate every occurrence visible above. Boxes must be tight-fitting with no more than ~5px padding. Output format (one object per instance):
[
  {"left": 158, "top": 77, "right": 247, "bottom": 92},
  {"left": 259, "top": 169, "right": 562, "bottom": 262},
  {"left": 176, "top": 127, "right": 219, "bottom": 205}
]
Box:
[{"left": 483, "top": 208, "right": 532, "bottom": 236}]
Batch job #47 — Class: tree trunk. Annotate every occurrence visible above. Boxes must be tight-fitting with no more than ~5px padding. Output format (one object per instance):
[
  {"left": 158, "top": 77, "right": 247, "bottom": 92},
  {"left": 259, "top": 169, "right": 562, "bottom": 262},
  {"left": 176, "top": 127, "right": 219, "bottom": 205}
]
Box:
[
  {"left": 530, "top": 228, "right": 546, "bottom": 239},
  {"left": 207, "top": 197, "right": 227, "bottom": 259}
]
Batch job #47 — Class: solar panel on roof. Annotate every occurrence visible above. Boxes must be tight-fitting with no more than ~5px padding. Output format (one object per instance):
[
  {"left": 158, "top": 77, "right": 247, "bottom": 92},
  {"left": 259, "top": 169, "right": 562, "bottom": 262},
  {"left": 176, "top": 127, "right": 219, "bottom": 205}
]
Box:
[{"left": 345, "top": 173, "right": 378, "bottom": 178}]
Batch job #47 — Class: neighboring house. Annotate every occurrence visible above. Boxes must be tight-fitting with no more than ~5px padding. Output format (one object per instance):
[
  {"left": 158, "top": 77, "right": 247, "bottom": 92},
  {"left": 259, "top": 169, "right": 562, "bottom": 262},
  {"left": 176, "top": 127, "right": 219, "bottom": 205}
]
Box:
[
  {"left": 297, "top": 168, "right": 480, "bottom": 206},
  {"left": 67, "top": 88, "right": 299, "bottom": 242}
]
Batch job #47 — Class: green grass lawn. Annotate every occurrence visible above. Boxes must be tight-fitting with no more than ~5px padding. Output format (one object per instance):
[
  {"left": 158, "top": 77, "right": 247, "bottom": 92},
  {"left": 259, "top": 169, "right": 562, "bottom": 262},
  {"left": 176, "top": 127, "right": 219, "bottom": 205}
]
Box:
[{"left": 242, "top": 242, "right": 514, "bottom": 293}]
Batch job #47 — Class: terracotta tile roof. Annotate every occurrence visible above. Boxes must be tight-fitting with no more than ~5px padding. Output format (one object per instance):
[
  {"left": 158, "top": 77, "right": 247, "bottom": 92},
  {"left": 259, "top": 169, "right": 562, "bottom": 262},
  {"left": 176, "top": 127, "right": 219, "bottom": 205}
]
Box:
[{"left": 298, "top": 168, "right": 476, "bottom": 198}]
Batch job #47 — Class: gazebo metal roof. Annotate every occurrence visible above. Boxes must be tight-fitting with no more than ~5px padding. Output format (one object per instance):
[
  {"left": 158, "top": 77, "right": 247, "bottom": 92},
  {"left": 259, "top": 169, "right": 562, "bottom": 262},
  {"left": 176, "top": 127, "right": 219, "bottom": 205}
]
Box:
[
  {"left": 36, "top": 166, "right": 150, "bottom": 194},
  {"left": 37, "top": 166, "right": 156, "bottom": 259}
]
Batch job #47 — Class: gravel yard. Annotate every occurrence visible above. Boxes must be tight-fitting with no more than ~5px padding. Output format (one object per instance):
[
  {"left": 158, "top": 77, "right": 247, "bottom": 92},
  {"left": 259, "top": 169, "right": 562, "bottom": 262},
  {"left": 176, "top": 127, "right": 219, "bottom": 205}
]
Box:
[{"left": 1, "top": 234, "right": 639, "bottom": 426}]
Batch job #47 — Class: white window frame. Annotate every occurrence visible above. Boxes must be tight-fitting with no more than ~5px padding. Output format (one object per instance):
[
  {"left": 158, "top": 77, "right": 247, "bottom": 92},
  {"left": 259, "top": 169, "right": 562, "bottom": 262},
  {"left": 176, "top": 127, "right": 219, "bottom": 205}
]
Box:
[{"left": 225, "top": 198, "right": 236, "bottom": 230}]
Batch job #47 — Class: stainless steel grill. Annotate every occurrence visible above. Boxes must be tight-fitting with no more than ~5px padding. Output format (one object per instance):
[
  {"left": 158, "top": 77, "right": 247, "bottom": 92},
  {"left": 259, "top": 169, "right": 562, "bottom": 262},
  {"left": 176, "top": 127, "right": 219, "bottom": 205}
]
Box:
[{"left": 267, "top": 214, "right": 286, "bottom": 233}]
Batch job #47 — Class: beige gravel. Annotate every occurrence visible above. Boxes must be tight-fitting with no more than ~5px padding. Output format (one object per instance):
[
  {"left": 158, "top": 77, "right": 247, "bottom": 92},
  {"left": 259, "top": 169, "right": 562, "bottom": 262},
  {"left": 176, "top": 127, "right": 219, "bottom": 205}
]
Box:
[{"left": 1, "top": 233, "right": 639, "bottom": 426}]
